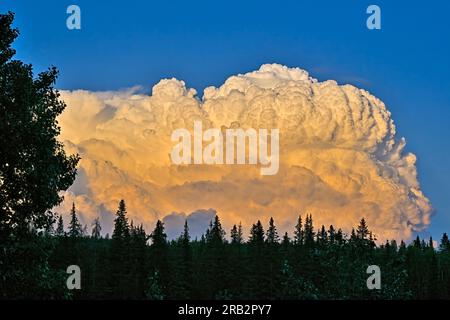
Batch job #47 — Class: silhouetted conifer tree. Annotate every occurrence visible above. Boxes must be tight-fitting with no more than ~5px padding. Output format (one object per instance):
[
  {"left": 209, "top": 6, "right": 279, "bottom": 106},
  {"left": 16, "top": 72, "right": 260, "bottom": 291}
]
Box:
[
  {"left": 294, "top": 215, "right": 304, "bottom": 245},
  {"left": 304, "top": 214, "right": 315, "bottom": 246},
  {"left": 68, "top": 203, "right": 82, "bottom": 238},
  {"left": 440, "top": 233, "right": 450, "bottom": 252},
  {"left": 56, "top": 215, "right": 65, "bottom": 236},
  {"left": 266, "top": 217, "right": 279, "bottom": 243},
  {"left": 112, "top": 200, "right": 129, "bottom": 240},
  {"left": 356, "top": 218, "right": 370, "bottom": 240},
  {"left": 249, "top": 220, "right": 265, "bottom": 244}
]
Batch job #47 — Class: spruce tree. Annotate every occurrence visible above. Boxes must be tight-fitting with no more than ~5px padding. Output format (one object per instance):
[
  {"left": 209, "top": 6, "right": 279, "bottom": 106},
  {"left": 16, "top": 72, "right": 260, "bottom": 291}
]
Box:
[
  {"left": 205, "top": 220, "right": 213, "bottom": 242},
  {"left": 110, "top": 200, "right": 131, "bottom": 298},
  {"left": 350, "top": 228, "right": 357, "bottom": 242},
  {"left": 177, "top": 220, "right": 192, "bottom": 298},
  {"left": 335, "top": 228, "right": 344, "bottom": 244},
  {"left": 318, "top": 225, "right": 328, "bottom": 246},
  {"left": 328, "top": 225, "right": 335, "bottom": 244},
  {"left": 265, "top": 217, "right": 281, "bottom": 298},
  {"left": 390, "top": 239, "right": 398, "bottom": 251},
  {"left": 68, "top": 203, "right": 82, "bottom": 238},
  {"left": 238, "top": 223, "right": 243, "bottom": 244},
  {"left": 304, "top": 214, "right": 315, "bottom": 246},
  {"left": 440, "top": 233, "right": 450, "bottom": 252},
  {"left": 421, "top": 239, "right": 427, "bottom": 249},
  {"left": 356, "top": 218, "right": 370, "bottom": 240},
  {"left": 112, "top": 200, "right": 129, "bottom": 240},
  {"left": 151, "top": 220, "right": 167, "bottom": 247},
  {"left": 282, "top": 232, "right": 290, "bottom": 245},
  {"left": 181, "top": 220, "right": 190, "bottom": 243},
  {"left": 128, "top": 222, "right": 148, "bottom": 298},
  {"left": 413, "top": 235, "right": 421, "bottom": 248},
  {"left": 56, "top": 215, "right": 65, "bottom": 236},
  {"left": 203, "top": 216, "right": 227, "bottom": 298},
  {"left": 294, "top": 215, "right": 304, "bottom": 245},
  {"left": 399, "top": 240, "right": 406, "bottom": 252},
  {"left": 247, "top": 220, "right": 266, "bottom": 298},
  {"left": 230, "top": 224, "right": 241, "bottom": 244},
  {"left": 266, "top": 217, "right": 280, "bottom": 243},
  {"left": 207, "top": 215, "right": 226, "bottom": 244},
  {"left": 249, "top": 220, "right": 265, "bottom": 244},
  {"left": 227, "top": 222, "right": 244, "bottom": 298}
]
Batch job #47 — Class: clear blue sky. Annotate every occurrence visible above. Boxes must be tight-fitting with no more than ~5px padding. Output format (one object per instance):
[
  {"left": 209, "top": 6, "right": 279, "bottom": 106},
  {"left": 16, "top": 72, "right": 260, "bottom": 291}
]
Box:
[{"left": 1, "top": 0, "right": 449, "bottom": 241}]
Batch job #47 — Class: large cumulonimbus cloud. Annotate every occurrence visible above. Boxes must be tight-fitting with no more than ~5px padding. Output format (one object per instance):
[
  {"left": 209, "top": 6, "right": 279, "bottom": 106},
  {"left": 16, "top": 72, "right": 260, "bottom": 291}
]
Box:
[{"left": 56, "top": 64, "right": 432, "bottom": 241}]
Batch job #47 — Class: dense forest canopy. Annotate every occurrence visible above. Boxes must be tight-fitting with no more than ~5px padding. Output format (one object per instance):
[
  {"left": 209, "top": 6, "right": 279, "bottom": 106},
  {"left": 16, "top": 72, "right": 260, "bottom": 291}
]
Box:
[{"left": 3, "top": 199, "right": 450, "bottom": 299}]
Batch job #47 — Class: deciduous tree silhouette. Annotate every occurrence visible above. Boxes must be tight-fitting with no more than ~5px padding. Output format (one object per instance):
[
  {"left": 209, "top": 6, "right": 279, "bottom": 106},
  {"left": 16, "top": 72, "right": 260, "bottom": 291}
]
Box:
[{"left": 0, "top": 12, "right": 79, "bottom": 239}]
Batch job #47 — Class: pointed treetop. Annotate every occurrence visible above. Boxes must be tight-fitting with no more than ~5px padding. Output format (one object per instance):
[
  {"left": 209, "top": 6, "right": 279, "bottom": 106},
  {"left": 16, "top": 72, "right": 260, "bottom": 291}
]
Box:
[
  {"left": 112, "top": 199, "right": 130, "bottom": 240},
  {"left": 56, "top": 215, "right": 65, "bottom": 236},
  {"left": 249, "top": 220, "right": 265, "bottom": 244},
  {"left": 68, "top": 202, "right": 83, "bottom": 238},
  {"left": 207, "top": 215, "right": 226, "bottom": 244},
  {"left": 294, "top": 214, "right": 304, "bottom": 245},
  {"left": 151, "top": 220, "right": 167, "bottom": 247},
  {"left": 282, "top": 232, "right": 290, "bottom": 245},
  {"left": 440, "top": 233, "right": 450, "bottom": 252},
  {"left": 181, "top": 220, "right": 190, "bottom": 243},
  {"left": 266, "top": 217, "right": 280, "bottom": 244},
  {"left": 356, "top": 217, "right": 370, "bottom": 240}
]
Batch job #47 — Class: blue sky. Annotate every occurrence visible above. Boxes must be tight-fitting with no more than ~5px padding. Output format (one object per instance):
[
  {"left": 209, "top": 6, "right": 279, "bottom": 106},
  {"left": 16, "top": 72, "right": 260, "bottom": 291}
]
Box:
[{"left": 1, "top": 0, "right": 450, "bottom": 241}]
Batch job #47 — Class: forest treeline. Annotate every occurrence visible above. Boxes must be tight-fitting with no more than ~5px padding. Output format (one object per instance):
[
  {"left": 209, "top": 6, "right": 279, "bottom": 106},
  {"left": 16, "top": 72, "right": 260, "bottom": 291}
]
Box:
[{"left": 2, "top": 199, "right": 450, "bottom": 300}]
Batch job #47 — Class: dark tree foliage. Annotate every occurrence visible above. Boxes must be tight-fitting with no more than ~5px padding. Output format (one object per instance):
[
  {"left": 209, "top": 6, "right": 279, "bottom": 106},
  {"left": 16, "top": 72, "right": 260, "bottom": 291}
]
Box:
[
  {"left": 109, "top": 200, "right": 132, "bottom": 298},
  {"left": 249, "top": 220, "right": 264, "bottom": 244},
  {"left": 206, "top": 215, "right": 226, "bottom": 244},
  {"left": 294, "top": 215, "right": 303, "bottom": 245},
  {"left": 68, "top": 203, "right": 82, "bottom": 238},
  {"left": 151, "top": 220, "right": 167, "bottom": 247},
  {"left": 112, "top": 199, "right": 129, "bottom": 240},
  {"left": 172, "top": 220, "right": 193, "bottom": 298},
  {"left": 304, "top": 214, "right": 315, "bottom": 246},
  {"left": 441, "top": 233, "right": 450, "bottom": 252},
  {"left": 56, "top": 215, "right": 65, "bottom": 236},
  {"left": 0, "top": 12, "right": 79, "bottom": 238},
  {"left": 282, "top": 232, "right": 290, "bottom": 245},
  {"left": 4, "top": 206, "right": 450, "bottom": 299},
  {"left": 0, "top": 12, "right": 79, "bottom": 298},
  {"left": 266, "top": 217, "right": 279, "bottom": 244},
  {"left": 149, "top": 219, "right": 170, "bottom": 298},
  {"left": 230, "top": 223, "right": 243, "bottom": 245},
  {"left": 357, "top": 218, "right": 369, "bottom": 239}
]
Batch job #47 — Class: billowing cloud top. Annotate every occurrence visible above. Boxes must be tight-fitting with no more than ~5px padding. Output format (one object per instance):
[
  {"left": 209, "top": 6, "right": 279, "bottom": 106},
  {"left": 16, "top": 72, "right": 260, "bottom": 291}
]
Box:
[{"left": 57, "top": 64, "right": 431, "bottom": 242}]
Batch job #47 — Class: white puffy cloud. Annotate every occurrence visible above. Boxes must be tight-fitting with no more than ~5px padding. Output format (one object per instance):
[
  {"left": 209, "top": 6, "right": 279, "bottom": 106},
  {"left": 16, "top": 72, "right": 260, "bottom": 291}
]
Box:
[{"left": 56, "top": 64, "right": 432, "bottom": 242}]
